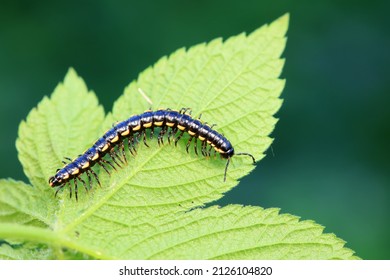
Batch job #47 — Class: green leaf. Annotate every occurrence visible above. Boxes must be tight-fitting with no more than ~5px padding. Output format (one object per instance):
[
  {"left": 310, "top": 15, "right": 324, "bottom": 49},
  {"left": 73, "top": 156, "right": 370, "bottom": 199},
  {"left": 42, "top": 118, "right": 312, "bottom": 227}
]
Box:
[{"left": 0, "top": 14, "right": 359, "bottom": 259}]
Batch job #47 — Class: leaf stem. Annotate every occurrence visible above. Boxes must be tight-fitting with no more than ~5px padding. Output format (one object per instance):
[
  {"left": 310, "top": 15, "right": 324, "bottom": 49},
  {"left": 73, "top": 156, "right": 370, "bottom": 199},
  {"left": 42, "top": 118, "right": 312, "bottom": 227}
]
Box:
[{"left": 0, "top": 223, "right": 114, "bottom": 259}]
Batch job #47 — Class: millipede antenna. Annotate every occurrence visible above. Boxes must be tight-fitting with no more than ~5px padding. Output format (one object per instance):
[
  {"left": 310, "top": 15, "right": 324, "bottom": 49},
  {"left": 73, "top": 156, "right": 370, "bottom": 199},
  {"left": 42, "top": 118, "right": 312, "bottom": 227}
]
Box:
[
  {"left": 224, "top": 152, "right": 256, "bottom": 182},
  {"left": 235, "top": 152, "right": 256, "bottom": 164}
]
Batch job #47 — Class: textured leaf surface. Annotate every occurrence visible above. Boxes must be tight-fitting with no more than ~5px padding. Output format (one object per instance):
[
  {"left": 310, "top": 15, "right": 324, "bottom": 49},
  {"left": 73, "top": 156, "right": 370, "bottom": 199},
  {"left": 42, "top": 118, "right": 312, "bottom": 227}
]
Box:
[
  {"left": 0, "top": 14, "right": 358, "bottom": 259},
  {"left": 0, "top": 243, "right": 51, "bottom": 260},
  {"left": 16, "top": 68, "right": 105, "bottom": 194}
]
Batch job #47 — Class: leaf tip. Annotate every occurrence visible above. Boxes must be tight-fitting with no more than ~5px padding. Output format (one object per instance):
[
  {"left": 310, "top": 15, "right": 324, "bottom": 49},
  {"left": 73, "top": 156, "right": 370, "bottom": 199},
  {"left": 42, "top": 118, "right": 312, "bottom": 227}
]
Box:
[
  {"left": 269, "top": 13, "right": 290, "bottom": 36},
  {"left": 63, "top": 67, "right": 86, "bottom": 90},
  {"left": 66, "top": 66, "right": 79, "bottom": 76}
]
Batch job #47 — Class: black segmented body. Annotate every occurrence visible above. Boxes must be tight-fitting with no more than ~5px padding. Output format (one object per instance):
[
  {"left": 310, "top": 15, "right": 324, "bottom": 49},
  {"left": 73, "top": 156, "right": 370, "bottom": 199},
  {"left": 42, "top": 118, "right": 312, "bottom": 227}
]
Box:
[{"left": 49, "top": 108, "right": 256, "bottom": 200}]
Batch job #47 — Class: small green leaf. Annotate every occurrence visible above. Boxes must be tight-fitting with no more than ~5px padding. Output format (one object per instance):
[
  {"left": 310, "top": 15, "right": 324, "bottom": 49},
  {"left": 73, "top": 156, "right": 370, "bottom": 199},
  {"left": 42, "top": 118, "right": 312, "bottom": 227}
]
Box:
[
  {"left": 0, "top": 14, "right": 359, "bottom": 260},
  {"left": 0, "top": 179, "right": 53, "bottom": 259}
]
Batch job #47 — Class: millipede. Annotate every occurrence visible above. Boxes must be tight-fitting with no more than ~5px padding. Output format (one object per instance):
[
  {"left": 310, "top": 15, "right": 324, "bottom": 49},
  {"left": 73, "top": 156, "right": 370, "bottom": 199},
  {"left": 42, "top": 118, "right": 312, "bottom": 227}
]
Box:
[{"left": 49, "top": 108, "right": 256, "bottom": 200}]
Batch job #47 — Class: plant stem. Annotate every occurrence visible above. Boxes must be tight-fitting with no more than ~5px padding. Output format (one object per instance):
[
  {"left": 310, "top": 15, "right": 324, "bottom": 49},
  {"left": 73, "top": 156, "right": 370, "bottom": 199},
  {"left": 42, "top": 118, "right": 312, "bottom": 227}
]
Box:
[{"left": 0, "top": 223, "right": 113, "bottom": 259}]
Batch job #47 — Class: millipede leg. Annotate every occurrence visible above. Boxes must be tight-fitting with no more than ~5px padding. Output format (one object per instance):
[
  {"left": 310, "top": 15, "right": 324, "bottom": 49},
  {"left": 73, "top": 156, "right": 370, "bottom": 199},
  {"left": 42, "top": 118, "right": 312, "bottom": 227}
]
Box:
[
  {"left": 167, "top": 127, "right": 174, "bottom": 144},
  {"left": 89, "top": 168, "right": 101, "bottom": 188},
  {"left": 120, "top": 140, "right": 127, "bottom": 163},
  {"left": 55, "top": 183, "right": 66, "bottom": 197},
  {"left": 208, "top": 145, "right": 213, "bottom": 157},
  {"left": 158, "top": 135, "right": 163, "bottom": 146},
  {"left": 201, "top": 141, "right": 207, "bottom": 156},
  {"left": 73, "top": 178, "right": 79, "bottom": 201},
  {"left": 86, "top": 170, "right": 93, "bottom": 190},
  {"left": 158, "top": 131, "right": 163, "bottom": 146},
  {"left": 62, "top": 157, "right": 73, "bottom": 165},
  {"left": 114, "top": 146, "right": 125, "bottom": 164},
  {"left": 150, "top": 126, "right": 154, "bottom": 139},
  {"left": 194, "top": 137, "right": 198, "bottom": 155},
  {"left": 109, "top": 148, "right": 123, "bottom": 167},
  {"left": 142, "top": 130, "right": 149, "bottom": 148},
  {"left": 128, "top": 136, "right": 137, "bottom": 156},
  {"left": 131, "top": 144, "right": 138, "bottom": 155},
  {"left": 185, "top": 136, "right": 193, "bottom": 153},
  {"left": 170, "top": 127, "right": 179, "bottom": 144},
  {"left": 98, "top": 161, "right": 111, "bottom": 175},
  {"left": 132, "top": 133, "right": 140, "bottom": 148},
  {"left": 224, "top": 158, "right": 231, "bottom": 182},
  {"left": 77, "top": 176, "right": 88, "bottom": 194},
  {"left": 174, "top": 130, "right": 185, "bottom": 146},
  {"left": 158, "top": 127, "right": 167, "bottom": 146},
  {"left": 204, "top": 143, "right": 209, "bottom": 157},
  {"left": 100, "top": 157, "right": 117, "bottom": 171},
  {"left": 180, "top": 107, "right": 192, "bottom": 115}
]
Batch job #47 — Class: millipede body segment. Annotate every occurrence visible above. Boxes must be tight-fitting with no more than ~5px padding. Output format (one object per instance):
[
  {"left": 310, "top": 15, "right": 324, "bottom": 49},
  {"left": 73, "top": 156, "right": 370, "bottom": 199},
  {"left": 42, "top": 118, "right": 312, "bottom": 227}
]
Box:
[{"left": 48, "top": 108, "right": 256, "bottom": 200}]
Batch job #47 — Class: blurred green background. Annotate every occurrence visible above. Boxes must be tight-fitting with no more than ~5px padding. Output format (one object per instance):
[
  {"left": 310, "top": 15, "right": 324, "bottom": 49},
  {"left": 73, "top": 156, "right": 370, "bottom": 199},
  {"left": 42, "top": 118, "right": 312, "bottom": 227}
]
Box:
[{"left": 0, "top": 0, "right": 389, "bottom": 259}]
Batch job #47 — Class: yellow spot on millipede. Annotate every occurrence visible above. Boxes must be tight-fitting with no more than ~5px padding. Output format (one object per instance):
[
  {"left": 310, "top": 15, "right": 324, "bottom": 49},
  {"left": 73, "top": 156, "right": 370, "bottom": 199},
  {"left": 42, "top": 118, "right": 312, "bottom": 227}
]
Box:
[
  {"left": 92, "top": 153, "right": 99, "bottom": 161},
  {"left": 111, "top": 135, "right": 119, "bottom": 143},
  {"left": 71, "top": 169, "right": 80, "bottom": 175},
  {"left": 101, "top": 144, "right": 109, "bottom": 152}
]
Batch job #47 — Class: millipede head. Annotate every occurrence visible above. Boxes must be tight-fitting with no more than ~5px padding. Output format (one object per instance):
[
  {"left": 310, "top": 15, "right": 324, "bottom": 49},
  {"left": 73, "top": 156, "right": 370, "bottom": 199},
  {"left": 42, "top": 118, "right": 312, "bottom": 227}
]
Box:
[
  {"left": 49, "top": 175, "right": 62, "bottom": 187},
  {"left": 49, "top": 168, "right": 70, "bottom": 187}
]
